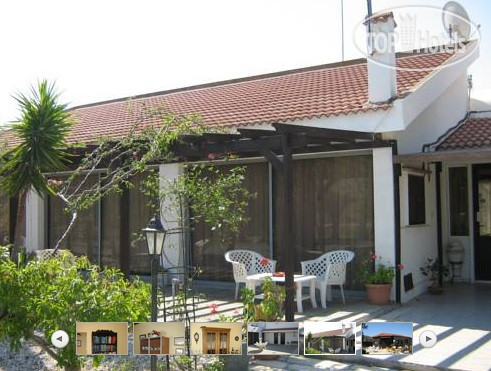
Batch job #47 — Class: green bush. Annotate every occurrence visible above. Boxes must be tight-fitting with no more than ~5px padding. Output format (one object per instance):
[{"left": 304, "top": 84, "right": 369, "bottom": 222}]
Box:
[
  {"left": 305, "top": 347, "right": 322, "bottom": 354},
  {"left": 0, "top": 247, "right": 151, "bottom": 368}
]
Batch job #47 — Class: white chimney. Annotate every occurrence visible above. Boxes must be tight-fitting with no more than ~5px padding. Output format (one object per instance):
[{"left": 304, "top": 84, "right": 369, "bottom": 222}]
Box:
[
  {"left": 365, "top": 12, "right": 398, "bottom": 104},
  {"left": 342, "top": 323, "right": 346, "bottom": 335}
]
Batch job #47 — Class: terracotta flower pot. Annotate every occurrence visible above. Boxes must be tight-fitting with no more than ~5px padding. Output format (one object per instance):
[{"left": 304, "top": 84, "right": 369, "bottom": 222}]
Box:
[{"left": 365, "top": 284, "right": 392, "bottom": 305}]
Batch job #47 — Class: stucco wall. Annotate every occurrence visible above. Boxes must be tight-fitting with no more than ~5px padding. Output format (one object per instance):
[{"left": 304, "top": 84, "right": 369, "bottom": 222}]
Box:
[
  {"left": 263, "top": 330, "right": 298, "bottom": 345},
  {"left": 386, "top": 72, "right": 469, "bottom": 155},
  {"left": 399, "top": 165, "right": 438, "bottom": 303}
]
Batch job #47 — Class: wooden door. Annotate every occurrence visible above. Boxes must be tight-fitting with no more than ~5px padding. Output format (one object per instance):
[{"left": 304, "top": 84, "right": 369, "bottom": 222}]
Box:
[
  {"left": 161, "top": 337, "right": 169, "bottom": 354},
  {"left": 202, "top": 327, "right": 231, "bottom": 354},
  {"left": 149, "top": 338, "right": 160, "bottom": 354},
  {"left": 140, "top": 338, "right": 149, "bottom": 354}
]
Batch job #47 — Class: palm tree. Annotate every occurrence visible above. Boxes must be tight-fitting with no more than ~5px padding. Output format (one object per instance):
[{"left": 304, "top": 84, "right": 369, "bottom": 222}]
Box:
[{"left": 0, "top": 80, "right": 72, "bottom": 257}]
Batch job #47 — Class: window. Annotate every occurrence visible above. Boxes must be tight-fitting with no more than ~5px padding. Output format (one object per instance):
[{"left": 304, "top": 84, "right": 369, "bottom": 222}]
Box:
[
  {"left": 449, "top": 167, "right": 469, "bottom": 235},
  {"left": 408, "top": 174, "right": 426, "bottom": 225}
]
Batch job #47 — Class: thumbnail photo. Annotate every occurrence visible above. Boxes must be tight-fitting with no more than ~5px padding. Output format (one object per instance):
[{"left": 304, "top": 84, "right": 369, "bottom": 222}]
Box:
[
  {"left": 304, "top": 322, "right": 356, "bottom": 355},
  {"left": 361, "top": 322, "right": 413, "bottom": 355},
  {"left": 76, "top": 322, "right": 128, "bottom": 355},
  {"left": 247, "top": 322, "right": 299, "bottom": 356},
  {"left": 133, "top": 322, "right": 185, "bottom": 355},
  {"left": 190, "top": 322, "right": 242, "bottom": 355}
]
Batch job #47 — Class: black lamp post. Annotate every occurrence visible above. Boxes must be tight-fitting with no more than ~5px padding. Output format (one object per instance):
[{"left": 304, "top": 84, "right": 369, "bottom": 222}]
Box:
[{"left": 142, "top": 215, "right": 166, "bottom": 371}]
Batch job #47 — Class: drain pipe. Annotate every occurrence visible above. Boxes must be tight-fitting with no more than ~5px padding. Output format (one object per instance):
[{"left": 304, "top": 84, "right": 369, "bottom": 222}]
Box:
[{"left": 392, "top": 140, "right": 402, "bottom": 303}]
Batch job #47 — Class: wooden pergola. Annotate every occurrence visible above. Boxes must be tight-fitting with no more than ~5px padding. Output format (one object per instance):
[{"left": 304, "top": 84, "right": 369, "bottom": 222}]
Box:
[{"left": 173, "top": 123, "right": 393, "bottom": 321}]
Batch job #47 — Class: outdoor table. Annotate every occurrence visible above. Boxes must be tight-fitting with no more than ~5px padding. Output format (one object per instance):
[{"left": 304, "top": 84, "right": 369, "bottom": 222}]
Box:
[{"left": 245, "top": 272, "right": 317, "bottom": 313}]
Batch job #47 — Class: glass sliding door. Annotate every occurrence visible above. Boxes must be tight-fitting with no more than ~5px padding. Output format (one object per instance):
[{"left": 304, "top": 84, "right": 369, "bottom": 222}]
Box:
[
  {"left": 274, "top": 155, "right": 374, "bottom": 289},
  {"left": 192, "top": 162, "right": 269, "bottom": 281},
  {"left": 48, "top": 175, "right": 99, "bottom": 262}
]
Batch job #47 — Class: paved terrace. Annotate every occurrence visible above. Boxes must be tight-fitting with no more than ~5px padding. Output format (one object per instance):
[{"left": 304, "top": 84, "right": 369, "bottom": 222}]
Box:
[
  {"left": 158, "top": 280, "right": 491, "bottom": 370},
  {"left": 159, "top": 280, "right": 398, "bottom": 323}
]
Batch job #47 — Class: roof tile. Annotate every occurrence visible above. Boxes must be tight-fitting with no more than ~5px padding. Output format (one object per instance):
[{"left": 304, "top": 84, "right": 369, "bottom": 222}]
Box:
[
  {"left": 437, "top": 117, "right": 491, "bottom": 151},
  {"left": 2, "top": 52, "right": 455, "bottom": 146}
]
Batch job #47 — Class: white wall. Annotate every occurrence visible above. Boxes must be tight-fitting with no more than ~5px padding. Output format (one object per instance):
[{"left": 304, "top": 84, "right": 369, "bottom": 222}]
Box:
[
  {"left": 399, "top": 165, "right": 438, "bottom": 303},
  {"left": 372, "top": 147, "right": 396, "bottom": 300},
  {"left": 159, "top": 163, "right": 185, "bottom": 276},
  {"left": 263, "top": 331, "right": 298, "bottom": 345},
  {"left": 25, "top": 188, "right": 45, "bottom": 253},
  {"left": 386, "top": 73, "right": 469, "bottom": 154}
]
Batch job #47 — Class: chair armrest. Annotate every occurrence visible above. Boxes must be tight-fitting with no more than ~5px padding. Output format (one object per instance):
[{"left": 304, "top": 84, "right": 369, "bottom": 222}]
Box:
[
  {"left": 230, "top": 261, "right": 248, "bottom": 282},
  {"left": 301, "top": 259, "right": 315, "bottom": 275}
]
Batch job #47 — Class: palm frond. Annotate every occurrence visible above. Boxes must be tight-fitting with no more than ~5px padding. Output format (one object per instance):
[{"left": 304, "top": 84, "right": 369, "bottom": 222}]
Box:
[{"left": 0, "top": 80, "right": 73, "bottom": 196}]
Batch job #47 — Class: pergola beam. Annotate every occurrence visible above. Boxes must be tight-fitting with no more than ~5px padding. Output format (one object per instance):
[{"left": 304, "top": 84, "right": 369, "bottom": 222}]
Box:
[{"left": 272, "top": 123, "right": 376, "bottom": 142}]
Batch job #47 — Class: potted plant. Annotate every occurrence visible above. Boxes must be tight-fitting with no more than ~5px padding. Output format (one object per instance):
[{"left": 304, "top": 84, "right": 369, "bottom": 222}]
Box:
[
  {"left": 361, "top": 252, "right": 403, "bottom": 305},
  {"left": 420, "top": 257, "right": 449, "bottom": 294}
]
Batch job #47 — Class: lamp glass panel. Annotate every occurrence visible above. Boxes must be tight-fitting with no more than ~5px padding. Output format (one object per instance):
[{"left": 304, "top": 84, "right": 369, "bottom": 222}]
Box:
[{"left": 145, "top": 231, "right": 156, "bottom": 255}]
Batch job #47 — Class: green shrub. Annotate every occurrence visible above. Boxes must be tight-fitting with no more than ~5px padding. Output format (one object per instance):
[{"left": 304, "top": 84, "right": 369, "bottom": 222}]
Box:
[
  {"left": 305, "top": 347, "right": 322, "bottom": 354},
  {"left": 0, "top": 248, "right": 151, "bottom": 368}
]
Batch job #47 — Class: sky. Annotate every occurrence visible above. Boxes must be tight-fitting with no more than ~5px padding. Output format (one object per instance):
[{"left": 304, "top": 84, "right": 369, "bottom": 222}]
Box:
[
  {"left": 0, "top": 0, "right": 490, "bottom": 126},
  {"left": 362, "top": 322, "right": 413, "bottom": 337}
]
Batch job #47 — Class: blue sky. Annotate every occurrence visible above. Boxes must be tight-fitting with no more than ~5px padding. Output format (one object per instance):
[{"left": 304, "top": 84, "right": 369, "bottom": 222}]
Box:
[
  {"left": 362, "top": 322, "right": 413, "bottom": 337},
  {"left": 0, "top": 0, "right": 489, "bottom": 125}
]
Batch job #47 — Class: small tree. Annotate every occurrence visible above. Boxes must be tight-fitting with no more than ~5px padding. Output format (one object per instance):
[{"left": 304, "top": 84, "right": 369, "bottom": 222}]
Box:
[
  {"left": 50, "top": 104, "right": 253, "bottom": 254},
  {"left": 0, "top": 80, "right": 72, "bottom": 256}
]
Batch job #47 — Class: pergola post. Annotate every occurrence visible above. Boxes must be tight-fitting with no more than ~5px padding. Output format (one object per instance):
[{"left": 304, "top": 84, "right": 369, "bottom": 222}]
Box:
[{"left": 282, "top": 133, "right": 296, "bottom": 322}]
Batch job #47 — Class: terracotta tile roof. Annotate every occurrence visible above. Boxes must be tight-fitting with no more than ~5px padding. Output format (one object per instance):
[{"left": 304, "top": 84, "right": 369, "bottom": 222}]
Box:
[
  {"left": 372, "top": 332, "right": 412, "bottom": 338},
  {"left": 1, "top": 51, "right": 456, "bottom": 147},
  {"left": 437, "top": 117, "right": 491, "bottom": 151},
  {"left": 312, "top": 328, "right": 351, "bottom": 338}
]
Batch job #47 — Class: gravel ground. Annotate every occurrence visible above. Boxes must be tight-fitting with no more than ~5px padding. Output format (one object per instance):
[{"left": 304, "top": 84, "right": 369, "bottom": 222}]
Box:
[{"left": 0, "top": 334, "right": 222, "bottom": 371}]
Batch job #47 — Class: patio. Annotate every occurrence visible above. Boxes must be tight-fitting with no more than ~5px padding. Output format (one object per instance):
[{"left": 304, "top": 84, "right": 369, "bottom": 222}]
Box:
[
  {"left": 253, "top": 283, "right": 491, "bottom": 371},
  {"left": 156, "top": 279, "right": 399, "bottom": 323}
]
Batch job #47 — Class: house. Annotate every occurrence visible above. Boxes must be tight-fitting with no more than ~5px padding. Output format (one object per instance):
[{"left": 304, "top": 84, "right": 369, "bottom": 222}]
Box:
[
  {"left": 247, "top": 322, "right": 298, "bottom": 347},
  {"left": 371, "top": 332, "right": 412, "bottom": 349},
  {"left": 247, "top": 322, "right": 299, "bottom": 355},
  {"left": 0, "top": 12, "right": 484, "bottom": 303},
  {"left": 306, "top": 322, "right": 355, "bottom": 354}
]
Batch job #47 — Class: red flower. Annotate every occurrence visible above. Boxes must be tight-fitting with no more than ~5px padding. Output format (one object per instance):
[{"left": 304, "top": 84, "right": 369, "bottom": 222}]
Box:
[
  {"left": 370, "top": 252, "right": 377, "bottom": 261},
  {"left": 233, "top": 308, "right": 239, "bottom": 315},
  {"left": 397, "top": 263, "right": 405, "bottom": 270},
  {"left": 260, "top": 258, "right": 269, "bottom": 267},
  {"left": 209, "top": 303, "right": 218, "bottom": 314},
  {"left": 207, "top": 153, "right": 217, "bottom": 160}
]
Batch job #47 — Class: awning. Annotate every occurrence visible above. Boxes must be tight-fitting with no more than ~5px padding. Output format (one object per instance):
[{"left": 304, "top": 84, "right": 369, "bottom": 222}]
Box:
[{"left": 394, "top": 147, "right": 491, "bottom": 165}]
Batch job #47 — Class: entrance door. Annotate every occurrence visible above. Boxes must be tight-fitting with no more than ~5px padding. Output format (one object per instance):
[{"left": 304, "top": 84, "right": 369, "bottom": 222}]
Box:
[
  {"left": 473, "top": 165, "right": 491, "bottom": 280},
  {"left": 280, "top": 332, "right": 286, "bottom": 345}
]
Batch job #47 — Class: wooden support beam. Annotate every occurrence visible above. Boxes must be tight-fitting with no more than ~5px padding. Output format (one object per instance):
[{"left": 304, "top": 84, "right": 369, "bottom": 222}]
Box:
[
  {"left": 201, "top": 133, "right": 242, "bottom": 142},
  {"left": 202, "top": 134, "right": 307, "bottom": 154},
  {"left": 282, "top": 133, "right": 296, "bottom": 322},
  {"left": 272, "top": 123, "right": 375, "bottom": 142},
  {"left": 236, "top": 128, "right": 277, "bottom": 138}
]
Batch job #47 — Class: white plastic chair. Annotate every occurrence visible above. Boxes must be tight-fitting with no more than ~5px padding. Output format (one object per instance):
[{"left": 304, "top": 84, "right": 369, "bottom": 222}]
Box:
[
  {"left": 224, "top": 250, "right": 276, "bottom": 299},
  {"left": 34, "top": 249, "right": 73, "bottom": 261},
  {"left": 301, "top": 250, "right": 354, "bottom": 307}
]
